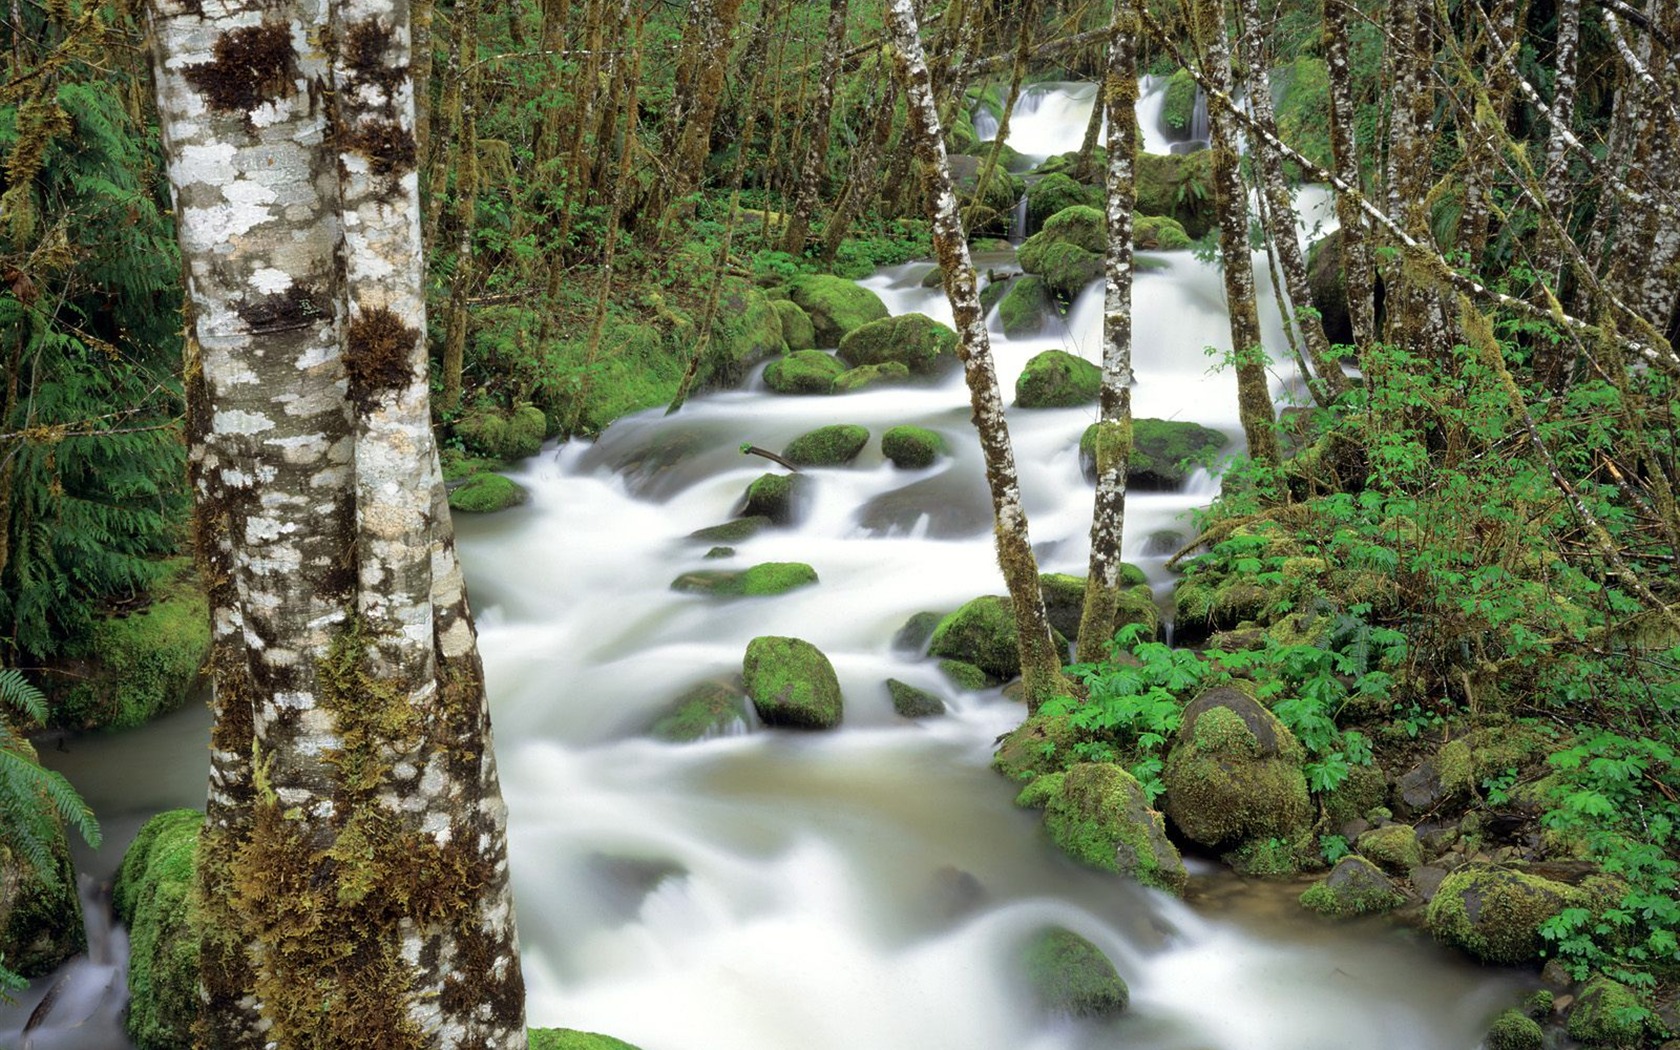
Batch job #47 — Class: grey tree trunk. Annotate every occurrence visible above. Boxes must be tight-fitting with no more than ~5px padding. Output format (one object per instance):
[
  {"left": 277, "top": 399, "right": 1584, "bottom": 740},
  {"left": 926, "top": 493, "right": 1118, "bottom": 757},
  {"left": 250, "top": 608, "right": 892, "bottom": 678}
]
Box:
[
  {"left": 146, "top": 2, "right": 528, "bottom": 1045},
  {"left": 885, "top": 0, "right": 1068, "bottom": 711},
  {"left": 780, "top": 0, "right": 851, "bottom": 255},
  {"left": 1076, "top": 0, "right": 1140, "bottom": 663},
  {"left": 1322, "top": 0, "right": 1374, "bottom": 349}
]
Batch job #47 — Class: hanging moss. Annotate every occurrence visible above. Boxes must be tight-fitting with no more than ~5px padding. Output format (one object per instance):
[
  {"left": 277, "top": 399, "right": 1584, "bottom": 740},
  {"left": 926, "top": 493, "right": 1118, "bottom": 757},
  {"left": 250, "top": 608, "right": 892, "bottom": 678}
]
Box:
[
  {"left": 183, "top": 23, "right": 296, "bottom": 114},
  {"left": 346, "top": 306, "right": 421, "bottom": 412}
]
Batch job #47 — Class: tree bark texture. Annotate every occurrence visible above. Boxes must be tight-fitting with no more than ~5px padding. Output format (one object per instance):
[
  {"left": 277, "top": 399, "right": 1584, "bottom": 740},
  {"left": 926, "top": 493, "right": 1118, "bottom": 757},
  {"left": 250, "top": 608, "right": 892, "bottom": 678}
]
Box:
[
  {"left": 779, "top": 0, "right": 850, "bottom": 255},
  {"left": 885, "top": 0, "right": 1067, "bottom": 711},
  {"left": 145, "top": 2, "right": 527, "bottom": 1046},
  {"left": 1322, "top": 0, "right": 1374, "bottom": 349}
]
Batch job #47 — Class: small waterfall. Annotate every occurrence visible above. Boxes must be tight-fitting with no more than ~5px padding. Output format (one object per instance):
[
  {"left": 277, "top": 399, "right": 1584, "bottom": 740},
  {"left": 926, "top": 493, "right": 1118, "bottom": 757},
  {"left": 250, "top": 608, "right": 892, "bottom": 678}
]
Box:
[
  {"left": 1008, "top": 193, "right": 1029, "bottom": 245},
  {"left": 971, "top": 107, "right": 999, "bottom": 143}
]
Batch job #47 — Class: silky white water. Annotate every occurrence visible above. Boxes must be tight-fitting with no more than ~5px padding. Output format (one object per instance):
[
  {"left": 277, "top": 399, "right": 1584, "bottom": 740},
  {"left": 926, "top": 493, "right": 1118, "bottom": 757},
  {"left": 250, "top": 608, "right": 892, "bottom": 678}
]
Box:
[{"left": 2, "top": 83, "right": 1518, "bottom": 1050}]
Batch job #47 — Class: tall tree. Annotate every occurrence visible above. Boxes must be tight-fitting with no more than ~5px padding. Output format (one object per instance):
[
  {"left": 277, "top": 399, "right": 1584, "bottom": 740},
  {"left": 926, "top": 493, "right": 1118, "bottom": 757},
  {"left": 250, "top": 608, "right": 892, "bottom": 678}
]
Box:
[{"left": 145, "top": 2, "right": 527, "bottom": 1046}]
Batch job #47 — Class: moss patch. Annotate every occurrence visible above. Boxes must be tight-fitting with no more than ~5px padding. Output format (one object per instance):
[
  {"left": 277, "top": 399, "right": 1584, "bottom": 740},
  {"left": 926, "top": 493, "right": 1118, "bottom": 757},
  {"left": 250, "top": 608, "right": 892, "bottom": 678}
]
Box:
[
  {"left": 783, "top": 424, "right": 870, "bottom": 466},
  {"left": 1566, "top": 976, "right": 1645, "bottom": 1047},
  {"left": 1425, "top": 865, "right": 1589, "bottom": 964},
  {"left": 1021, "top": 926, "right": 1128, "bottom": 1017},
  {"left": 447, "top": 472, "right": 528, "bottom": 514},
  {"left": 771, "top": 298, "right": 816, "bottom": 351},
  {"left": 886, "top": 678, "right": 945, "bottom": 718},
  {"left": 928, "top": 596, "right": 1022, "bottom": 680},
  {"left": 1299, "top": 855, "right": 1405, "bottom": 918},
  {"left": 649, "top": 680, "right": 751, "bottom": 742},
  {"left": 1162, "top": 690, "right": 1310, "bottom": 850},
  {"left": 881, "top": 425, "right": 945, "bottom": 468},
  {"left": 1485, "top": 1008, "right": 1543, "bottom": 1050},
  {"left": 455, "top": 403, "right": 548, "bottom": 461},
  {"left": 763, "top": 349, "right": 845, "bottom": 395},
  {"left": 836, "top": 313, "right": 959, "bottom": 376},
  {"left": 741, "top": 636, "right": 843, "bottom": 729},
  {"left": 833, "top": 361, "right": 911, "bottom": 392},
  {"left": 1016, "top": 350, "right": 1100, "bottom": 408},
  {"left": 1135, "top": 150, "right": 1215, "bottom": 238},
  {"left": 113, "top": 809, "right": 203, "bottom": 1050},
  {"left": 1027, "top": 764, "right": 1187, "bottom": 893},
  {"left": 998, "top": 275, "right": 1054, "bottom": 338},
  {"left": 1082, "top": 418, "right": 1228, "bottom": 489},
  {"left": 691, "top": 516, "right": 772, "bottom": 543},
  {"left": 740, "top": 472, "right": 809, "bottom": 525},
  {"left": 1025, "top": 173, "right": 1100, "bottom": 229},
  {"left": 671, "top": 561, "right": 819, "bottom": 597},
  {"left": 785, "top": 275, "right": 889, "bottom": 347},
  {"left": 1134, "top": 214, "right": 1192, "bottom": 250},
  {"left": 699, "top": 278, "right": 786, "bottom": 389},
  {"left": 528, "top": 1028, "right": 645, "bottom": 1050}
]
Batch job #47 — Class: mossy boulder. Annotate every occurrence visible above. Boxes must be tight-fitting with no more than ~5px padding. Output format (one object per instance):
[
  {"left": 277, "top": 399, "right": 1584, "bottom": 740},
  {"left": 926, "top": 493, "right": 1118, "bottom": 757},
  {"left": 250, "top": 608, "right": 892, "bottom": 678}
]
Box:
[
  {"left": 1425, "top": 865, "right": 1591, "bottom": 964},
  {"left": 763, "top": 349, "right": 845, "bottom": 395},
  {"left": 886, "top": 678, "right": 945, "bottom": 718},
  {"left": 739, "top": 472, "right": 810, "bottom": 525},
  {"left": 1299, "top": 855, "right": 1406, "bottom": 919},
  {"left": 1320, "top": 762, "right": 1389, "bottom": 829},
  {"left": 939, "top": 658, "right": 997, "bottom": 691},
  {"left": 1021, "top": 925, "right": 1129, "bottom": 1018},
  {"left": 455, "top": 402, "right": 548, "bottom": 461},
  {"left": 1026, "top": 173, "right": 1099, "bottom": 230},
  {"left": 948, "top": 154, "right": 1025, "bottom": 234},
  {"left": 1485, "top": 1008, "right": 1544, "bottom": 1050},
  {"left": 1037, "top": 571, "right": 1154, "bottom": 646},
  {"left": 1017, "top": 764, "right": 1187, "bottom": 893},
  {"left": 1356, "top": 823, "right": 1421, "bottom": 874},
  {"left": 1082, "top": 418, "right": 1229, "bottom": 489},
  {"left": 927, "top": 595, "right": 1023, "bottom": 680},
  {"left": 783, "top": 424, "right": 870, "bottom": 466},
  {"left": 1016, "top": 350, "right": 1101, "bottom": 408},
  {"left": 741, "top": 636, "right": 844, "bottom": 730},
  {"left": 650, "top": 680, "right": 752, "bottom": 742},
  {"left": 1134, "top": 214, "right": 1192, "bottom": 250},
  {"left": 0, "top": 755, "right": 85, "bottom": 977},
  {"left": 785, "top": 274, "right": 890, "bottom": 347},
  {"left": 893, "top": 610, "right": 944, "bottom": 653},
  {"left": 671, "top": 561, "right": 819, "bottom": 597},
  {"left": 1017, "top": 206, "right": 1106, "bottom": 300},
  {"left": 691, "top": 515, "right": 772, "bottom": 543},
  {"left": 997, "top": 275, "right": 1055, "bottom": 338},
  {"left": 833, "top": 361, "right": 911, "bottom": 393},
  {"left": 1305, "top": 228, "right": 1364, "bottom": 347},
  {"left": 700, "top": 277, "right": 787, "bottom": 389},
  {"left": 52, "top": 557, "right": 211, "bottom": 730},
  {"left": 447, "top": 472, "right": 528, "bottom": 514},
  {"left": 993, "top": 712, "right": 1078, "bottom": 783},
  {"left": 1159, "top": 68, "right": 1199, "bottom": 137},
  {"left": 1135, "top": 150, "right": 1216, "bottom": 239},
  {"left": 881, "top": 425, "right": 946, "bottom": 469},
  {"left": 1162, "top": 686, "right": 1311, "bottom": 851},
  {"left": 529, "top": 1029, "right": 645, "bottom": 1050},
  {"left": 1032, "top": 147, "right": 1106, "bottom": 179},
  {"left": 1567, "top": 976, "right": 1646, "bottom": 1047},
  {"left": 836, "top": 312, "right": 960, "bottom": 377},
  {"left": 113, "top": 809, "right": 203, "bottom": 1050},
  {"left": 770, "top": 298, "right": 816, "bottom": 351}
]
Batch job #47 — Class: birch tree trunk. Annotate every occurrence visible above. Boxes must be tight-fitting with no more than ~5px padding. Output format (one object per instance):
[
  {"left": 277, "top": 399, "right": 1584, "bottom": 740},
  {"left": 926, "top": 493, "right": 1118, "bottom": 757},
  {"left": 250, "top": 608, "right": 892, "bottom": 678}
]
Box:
[
  {"left": 885, "top": 0, "right": 1068, "bottom": 712},
  {"left": 1076, "top": 0, "right": 1140, "bottom": 663},
  {"left": 146, "top": 2, "right": 527, "bottom": 1045}
]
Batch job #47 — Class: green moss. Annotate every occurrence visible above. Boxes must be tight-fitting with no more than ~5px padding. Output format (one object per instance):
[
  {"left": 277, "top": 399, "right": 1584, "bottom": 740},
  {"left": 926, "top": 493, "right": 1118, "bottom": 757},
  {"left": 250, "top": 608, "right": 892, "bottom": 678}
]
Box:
[
  {"left": 886, "top": 678, "right": 944, "bottom": 718},
  {"left": 1485, "top": 1008, "right": 1543, "bottom": 1050},
  {"left": 1015, "top": 350, "right": 1101, "bottom": 408},
  {"left": 1271, "top": 57, "right": 1333, "bottom": 173},
  {"left": 783, "top": 424, "right": 870, "bottom": 466},
  {"left": 1021, "top": 926, "right": 1129, "bottom": 1017},
  {"left": 650, "top": 680, "right": 751, "bottom": 742},
  {"left": 1025, "top": 173, "right": 1099, "bottom": 229},
  {"left": 455, "top": 402, "right": 548, "bottom": 460},
  {"left": 55, "top": 557, "right": 210, "bottom": 730},
  {"left": 113, "top": 809, "right": 204, "bottom": 1050},
  {"left": 997, "top": 275, "right": 1055, "bottom": 338},
  {"left": 1225, "top": 830, "right": 1315, "bottom": 877},
  {"left": 1566, "top": 976, "right": 1645, "bottom": 1047},
  {"left": 1035, "top": 762, "right": 1186, "bottom": 893},
  {"left": 1160, "top": 68, "right": 1197, "bottom": 132},
  {"left": 881, "top": 425, "right": 945, "bottom": 468},
  {"left": 1355, "top": 824, "right": 1421, "bottom": 873},
  {"left": 938, "top": 658, "right": 996, "bottom": 691},
  {"left": 1016, "top": 242, "right": 1102, "bottom": 301},
  {"left": 1089, "top": 417, "right": 1229, "bottom": 489},
  {"left": 763, "top": 349, "right": 845, "bottom": 395},
  {"left": 836, "top": 313, "right": 959, "bottom": 376},
  {"left": 447, "top": 472, "right": 528, "bottom": 514},
  {"left": 741, "top": 472, "right": 808, "bottom": 524},
  {"left": 1299, "top": 855, "right": 1405, "bottom": 918},
  {"left": 1135, "top": 150, "right": 1216, "bottom": 238},
  {"left": 671, "top": 561, "right": 819, "bottom": 597},
  {"left": 1163, "top": 693, "right": 1310, "bottom": 849},
  {"left": 833, "top": 361, "right": 912, "bottom": 392},
  {"left": 1320, "top": 762, "right": 1389, "bottom": 828},
  {"left": 1426, "top": 866, "right": 1589, "bottom": 964},
  {"left": 785, "top": 274, "right": 890, "bottom": 347},
  {"left": 543, "top": 319, "right": 685, "bottom": 435},
  {"left": 928, "top": 596, "right": 1022, "bottom": 679},
  {"left": 528, "top": 1028, "right": 645, "bottom": 1050},
  {"left": 1036, "top": 205, "right": 1106, "bottom": 252},
  {"left": 0, "top": 803, "right": 84, "bottom": 978},
  {"left": 690, "top": 516, "right": 772, "bottom": 543},
  {"left": 1134, "top": 214, "right": 1192, "bottom": 250},
  {"left": 771, "top": 298, "right": 816, "bottom": 351},
  {"left": 995, "top": 714, "right": 1077, "bottom": 783},
  {"left": 741, "top": 636, "right": 843, "bottom": 729},
  {"left": 699, "top": 277, "right": 786, "bottom": 389}
]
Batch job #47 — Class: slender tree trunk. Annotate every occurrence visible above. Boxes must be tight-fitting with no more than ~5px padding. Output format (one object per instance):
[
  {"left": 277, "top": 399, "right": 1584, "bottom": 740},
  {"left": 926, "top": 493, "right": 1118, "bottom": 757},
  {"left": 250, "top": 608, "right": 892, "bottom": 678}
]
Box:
[
  {"left": 441, "top": 0, "right": 483, "bottom": 414},
  {"left": 1197, "top": 0, "right": 1279, "bottom": 468},
  {"left": 886, "top": 0, "right": 1068, "bottom": 711},
  {"left": 820, "top": 66, "right": 898, "bottom": 262},
  {"left": 412, "top": 0, "right": 435, "bottom": 158},
  {"left": 1322, "top": 0, "right": 1374, "bottom": 349},
  {"left": 1077, "top": 0, "right": 1140, "bottom": 663},
  {"left": 962, "top": 0, "right": 1035, "bottom": 236},
  {"left": 779, "top": 0, "right": 851, "bottom": 255},
  {"left": 653, "top": 0, "right": 744, "bottom": 232}
]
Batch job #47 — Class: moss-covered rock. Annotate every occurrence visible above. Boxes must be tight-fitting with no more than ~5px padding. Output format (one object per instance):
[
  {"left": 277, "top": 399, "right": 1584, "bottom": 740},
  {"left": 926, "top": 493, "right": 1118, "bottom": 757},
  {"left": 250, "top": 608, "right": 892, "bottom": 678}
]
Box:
[
  {"left": 1021, "top": 925, "right": 1129, "bottom": 1018},
  {"left": 948, "top": 154, "right": 1025, "bottom": 235},
  {"left": 113, "top": 809, "right": 203, "bottom": 1050},
  {"left": 447, "top": 472, "right": 528, "bottom": 514},
  {"left": 1019, "top": 764, "right": 1187, "bottom": 893},
  {"left": 700, "top": 277, "right": 787, "bottom": 389},
  {"left": 886, "top": 678, "right": 945, "bottom": 718},
  {"left": 649, "top": 680, "right": 752, "bottom": 742},
  {"left": 1135, "top": 151, "right": 1216, "bottom": 238},
  {"left": 741, "top": 636, "right": 844, "bottom": 729},
  {"left": 1566, "top": 976, "right": 1646, "bottom": 1047},
  {"left": 782, "top": 424, "right": 870, "bottom": 467},
  {"left": 993, "top": 712, "right": 1078, "bottom": 783},
  {"left": 671, "top": 561, "right": 819, "bottom": 597},
  {"left": 1026, "top": 173, "right": 1100, "bottom": 230},
  {"left": 1017, "top": 206, "right": 1107, "bottom": 300},
  {"left": 1159, "top": 68, "right": 1199, "bottom": 137},
  {"left": 938, "top": 658, "right": 997, "bottom": 691},
  {"left": 1082, "top": 418, "right": 1229, "bottom": 489},
  {"left": 1037, "top": 571, "right": 1155, "bottom": 647},
  {"left": 455, "top": 402, "right": 548, "bottom": 461},
  {"left": 770, "top": 298, "right": 816, "bottom": 352},
  {"left": 1425, "top": 865, "right": 1590, "bottom": 964},
  {"left": 528, "top": 1029, "right": 645, "bottom": 1050},
  {"left": 833, "top": 361, "right": 912, "bottom": 393},
  {"left": 740, "top": 472, "right": 810, "bottom": 525},
  {"left": 763, "top": 349, "right": 845, "bottom": 395},
  {"left": 1134, "top": 214, "right": 1192, "bottom": 250},
  {"left": 1016, "top": 350, "right": 1101, "bottom": 408},
  {"left": 1485, "top": 1008, "right": 1544, "bottom": 1050},
  {"left": 1299, "top": 855, "right": 1406, "bottom": 918},
  {"left": 1162, "top": 687, "right": 1311, "bottom": 851},
  {"left": 836, "top": 312, "right": 960, "bottom": 377},
  {"left": 0, "top": 753, "right": 85, "bottom": 978},
  {"left": 881, "top": 425, "right": 946, "bottom": 469},
  {"left": 52, "top": 557, "right": 211, "bottom": 730},
  {"left": 927, "top": 596, "right": 1023, "bottom": 680},
  {"left": 997, "top": 275, "right": 1055, "bottom": 338},
  {"left": 893, "top": 610, "right": 944, "bottom": 653},
  {"left": 1320, "top": 762, "right": 1389, "bottom": 829},
  {"left": 1271, "top": 57, "right": 1333, "bottom": 173},
  {"left": 690, "top": 516, "right": 772, "bottom": 543},
  {"left": 785, "top": 274, "right": 890, "bottom": 347},
  {"left": 1032, "top": 147, "right": 1106, "bottom": 179},
  {"left": 1356, "top": 823, "right": 1422, "bottom": 874}
]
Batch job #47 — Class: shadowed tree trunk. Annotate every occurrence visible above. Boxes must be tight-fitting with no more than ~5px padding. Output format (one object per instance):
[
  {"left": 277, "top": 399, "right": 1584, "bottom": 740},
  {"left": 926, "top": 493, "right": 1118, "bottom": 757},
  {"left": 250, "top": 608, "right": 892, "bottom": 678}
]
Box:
[
  {"left": 780, "top": 0, "right": 851, "bottom": 255},
  {"left": 145, "top": 1, "right": 527, "bottom": 1045},
  {"left": 1322, "top": 0, "right": 1374, "bottom": 350},
  {"left": 886, "top": 0, "right": 1068, "bottom": 712}
]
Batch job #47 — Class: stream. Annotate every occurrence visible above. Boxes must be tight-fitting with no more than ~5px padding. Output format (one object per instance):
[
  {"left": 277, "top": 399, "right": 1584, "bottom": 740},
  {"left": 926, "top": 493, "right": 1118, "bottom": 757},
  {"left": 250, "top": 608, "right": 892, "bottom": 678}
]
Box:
[{"left": 2, "top": 80, "right": 1521, "bottom": 1050}]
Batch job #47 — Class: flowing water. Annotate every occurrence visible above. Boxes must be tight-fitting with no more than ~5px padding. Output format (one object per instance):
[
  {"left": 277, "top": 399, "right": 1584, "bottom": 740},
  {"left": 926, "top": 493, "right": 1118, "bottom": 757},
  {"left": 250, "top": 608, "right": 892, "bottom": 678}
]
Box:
[{"left": 3, "top": 84, "right": 1519, "bottom": 1049}]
